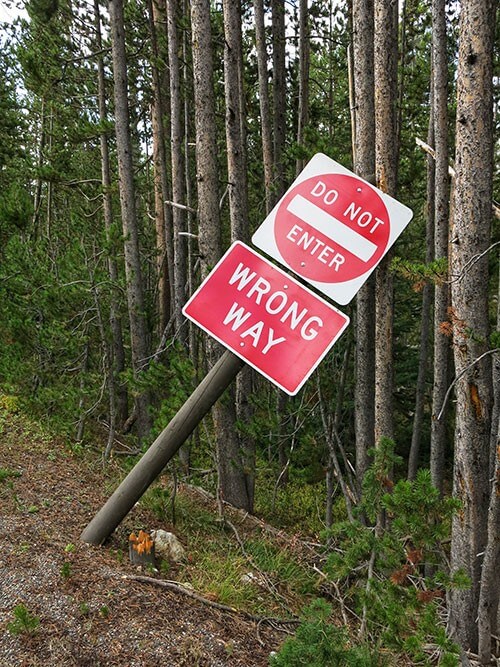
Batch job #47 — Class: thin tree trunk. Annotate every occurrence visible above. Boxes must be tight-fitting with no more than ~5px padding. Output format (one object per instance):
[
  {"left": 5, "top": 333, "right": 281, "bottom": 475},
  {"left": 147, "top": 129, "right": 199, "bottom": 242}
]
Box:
[
  {"left": 373, "top": 0, "right": 398, "bottom": 445},
  {"left": 222, "top": 0, "right": 253, "bottom": 511},
  {"left": 477, "top": 410, "right": 500, "bottom": 663},
  {"left": 429, "top": 0, "right": 451, "bottom": 493},
  {"left": 253, "top": 0, "right": 274, "bottom": 214},
  {"left": 148, "top": 0, "right": 173, "bottom": 336},
  {"left": 190, "top": 0, "right": 221, "bottom": 277},
  {"left": 94, "top": 0, "right": 128, "bottom": 428},
  {"left": 295, "top": 0, "right": 310, "bottom": 175},
  {"left": 166, "top": 0, "right": 188, "bottom": 345},
  {"left": 408, "top": 114, "right": 435, "bottom": 480},
  {"left": 109, "top": 0, "right": 152, "bottom": 439},
  {"left": 272, "top": 0, "right": 286, "bottom": 198},
  {"left": 32, "top": 96, "right": 46, "bottom": 237},
  {"left": 352, "top": 0, "right": 376, "bottom": 490},
  {"left": 323, "top": 341, "right": 355, "bottom": 527}
]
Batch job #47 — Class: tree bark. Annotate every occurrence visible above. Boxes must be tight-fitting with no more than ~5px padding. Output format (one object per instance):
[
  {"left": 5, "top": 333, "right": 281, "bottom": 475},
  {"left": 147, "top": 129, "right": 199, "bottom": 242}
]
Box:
[
  {"left": 253, "top": 0, "right": 274, "bottom": 214},
  {"left": 448, "top": 0, "right": 495, "bottom": 651},
  {"left": 108, "top": 0, "right": 152, "bottom": 439},
  {"left": 272, "top": 0, "right": 286, "bottom": 198},
  {"left": 408, "top": 113, "right": 435, "bottom": 480},
  {"left": 167, "top": 0, "right": 188, "bottom": 345},
  {"left": 94, "top": 0, "right": 128, "bottom": 429},
  {"left": 352, "top": 0, "right": 376, "bottom": 490},
  {"left": 148, "top": 0, "right": 173, "bottom": 336},
  {"left": 222, "top": 0, "right": 253, "bottom": 511},
  {"left": 478, "top": 410, "right": 500, "bottom": 662},
  {"left": 190, "top": 0, "right": 221, "bottom": 276},
  {"left": 190, "top": 0, "right": 249, "bottom": 511},
  {"left": 373, "top": 0, "right": 398, "bottom": 444},
  {"left": 295, "top": 0, "right": 310, "bottom": 175},
  {"left": 429, "top": 0, "right": 451, "bottom": 493}
]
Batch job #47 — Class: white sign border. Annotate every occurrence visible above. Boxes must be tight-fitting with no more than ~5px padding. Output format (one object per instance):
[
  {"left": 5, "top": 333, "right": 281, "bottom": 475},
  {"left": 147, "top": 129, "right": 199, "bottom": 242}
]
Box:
[
  {"left": 182, "top": 241, "right": 350, "bottom": 396},
  {"left": 251, "top": 153, "right": 413, "bottom": 305}
]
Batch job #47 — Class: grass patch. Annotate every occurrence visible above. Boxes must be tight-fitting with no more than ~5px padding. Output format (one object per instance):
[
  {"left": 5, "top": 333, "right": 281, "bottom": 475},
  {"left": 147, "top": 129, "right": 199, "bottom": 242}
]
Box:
[
  {"left": 141, "top": 481, "right": 319, "bottom": 618},
  {"left": 0, "top": 467, "right": 21, "bottom": 483},
  {"left": 254, "top": 471, "right": 329, "bottom": 536}
]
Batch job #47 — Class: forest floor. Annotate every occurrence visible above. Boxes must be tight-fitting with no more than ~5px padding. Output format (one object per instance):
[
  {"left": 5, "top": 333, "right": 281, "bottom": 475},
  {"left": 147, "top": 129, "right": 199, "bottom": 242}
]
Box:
[{"left": 0, "top": 407, "right": 293, "bottom": 666}]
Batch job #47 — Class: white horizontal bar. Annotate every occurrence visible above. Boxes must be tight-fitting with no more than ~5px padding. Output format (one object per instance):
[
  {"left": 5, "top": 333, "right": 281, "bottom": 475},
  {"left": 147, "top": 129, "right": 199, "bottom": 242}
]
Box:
[{"left": 286, "top": 194, "right": 377, "bottom": 262}]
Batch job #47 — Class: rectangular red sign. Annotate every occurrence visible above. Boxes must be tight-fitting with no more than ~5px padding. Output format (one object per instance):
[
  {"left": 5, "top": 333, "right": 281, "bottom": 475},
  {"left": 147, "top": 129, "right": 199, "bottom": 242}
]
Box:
[{"left": 182, "top": 242, "right": 350, "bottom": 395}]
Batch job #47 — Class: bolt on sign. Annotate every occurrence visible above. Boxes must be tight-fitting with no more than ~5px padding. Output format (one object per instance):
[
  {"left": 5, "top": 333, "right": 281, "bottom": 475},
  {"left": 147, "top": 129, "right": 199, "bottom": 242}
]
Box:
[
  {"left": 252, "top": 153, "right": 413, "bottom": 305},
  {"left": 182, "top": 242, "right": 350, "bottom": 395}
]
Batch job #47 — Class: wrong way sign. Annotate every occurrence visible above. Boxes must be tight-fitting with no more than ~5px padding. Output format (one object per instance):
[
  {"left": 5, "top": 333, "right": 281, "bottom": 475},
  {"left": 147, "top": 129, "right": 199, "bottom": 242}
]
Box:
[
  {"left": 183, "top": 242, "right": 350, "bottom": 395},
  {"left": 252, "top": 153, "right": 413, "bottom": 304}
]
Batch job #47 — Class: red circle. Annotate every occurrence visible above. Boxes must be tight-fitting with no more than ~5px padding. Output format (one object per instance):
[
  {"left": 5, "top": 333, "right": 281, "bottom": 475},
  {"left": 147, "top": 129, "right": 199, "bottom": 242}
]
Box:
[{"left": 274, "top": 174, "right": 390, "bottom": 283}]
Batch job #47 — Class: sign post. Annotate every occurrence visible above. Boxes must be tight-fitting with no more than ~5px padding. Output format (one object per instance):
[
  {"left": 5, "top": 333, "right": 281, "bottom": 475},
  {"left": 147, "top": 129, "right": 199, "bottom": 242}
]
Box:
[
  {"left": 80, "top": 350, "right": 245, "bottom": 545},
  {"left": 252, "top": 153, "right": 413, "bottom": 304},
  {"left": 81, "top": 153, "right": 413, "bottom": 545}
]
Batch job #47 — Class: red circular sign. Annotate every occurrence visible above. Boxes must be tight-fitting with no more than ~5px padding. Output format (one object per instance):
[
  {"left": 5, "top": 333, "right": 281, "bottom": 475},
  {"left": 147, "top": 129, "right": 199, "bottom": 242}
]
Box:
[{"left": 274, "top": 174, "right": 390, "bottom": 283}]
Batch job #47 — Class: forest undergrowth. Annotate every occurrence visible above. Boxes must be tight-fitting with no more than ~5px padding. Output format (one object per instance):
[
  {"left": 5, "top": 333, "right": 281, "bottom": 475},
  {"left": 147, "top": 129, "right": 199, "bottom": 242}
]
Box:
[{"left": 0, "top": 393, "right": 471, "bottom": 666}]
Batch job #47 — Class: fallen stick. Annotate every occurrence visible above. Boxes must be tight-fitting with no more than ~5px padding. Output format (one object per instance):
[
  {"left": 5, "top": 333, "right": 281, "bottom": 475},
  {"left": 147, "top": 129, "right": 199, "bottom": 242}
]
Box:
[{"left": 118, "top": 573, "right": 299, "bottom": 630}]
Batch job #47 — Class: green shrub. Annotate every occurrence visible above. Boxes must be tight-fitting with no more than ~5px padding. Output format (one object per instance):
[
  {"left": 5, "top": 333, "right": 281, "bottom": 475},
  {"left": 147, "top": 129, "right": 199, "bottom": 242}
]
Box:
[
  {"left": 6, "top": 604, "right": 40, "bottom": 636},
  {"left": 270, "top": 599, "right": 381, "bottom": 666},
  {"left": 323, "top": 439, "right": 462, "bottom": 664}
]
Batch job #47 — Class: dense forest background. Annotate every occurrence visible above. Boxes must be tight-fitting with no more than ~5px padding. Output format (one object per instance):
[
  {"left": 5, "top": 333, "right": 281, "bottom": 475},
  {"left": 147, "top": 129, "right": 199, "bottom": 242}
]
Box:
[{"left": 0, "top": 0, "right": 498, "bottom": 663}]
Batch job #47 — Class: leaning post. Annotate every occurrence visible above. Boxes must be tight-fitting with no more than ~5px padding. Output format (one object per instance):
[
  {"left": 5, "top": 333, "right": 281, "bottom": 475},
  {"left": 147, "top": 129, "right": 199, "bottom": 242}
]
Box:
[{"left": 80, "top": 351, "right": 244, "bottom": 545}]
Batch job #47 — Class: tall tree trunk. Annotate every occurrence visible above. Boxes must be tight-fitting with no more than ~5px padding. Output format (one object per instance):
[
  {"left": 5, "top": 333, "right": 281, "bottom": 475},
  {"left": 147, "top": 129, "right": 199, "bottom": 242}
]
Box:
[
  {"left": 32, "top": 96, "right": 46, "bottom": 237},
  {"left": 478, "top": 408, "right": 500, "bottom": 662},
  {"left": 447, "top": 0, "right": 495, "bottom": 651},
  {"left": 429, "top": 0, "right": 451, "bottom": 493},
  {"left": 222, "top": 0, "right": 253, "bottom": 511},
  {"left": 352, "top": 0, "right": 376, "bottom": 491},
  {"left": 167, "top": 0, "right": 188, "bottom": 345},
  {"left": 272, "top": 0, "right": 286, "bottom": 198},
  {"left": 94, "top": 0, "right": 128, "bottom": 428},
  {"left": 109, "top": 0, "right": 152, "bottom": 439},
  {"left": 408, "top": 113, "right": 435, "bottom": 480},
  {"left": 190, "top": 0, "right": 247, "bottom": 509},
  {"left": 373, "top": 0, "right": 398, "bottom": 444},
  {"left": 148, "top": 0, "right": 173, "bottom": 336},
  {"left": 490, "top": 260, "right": 500, "bottom": 476},
  {"left": 190, "top": 0, "right": 221, "bottom": 277},
  {"left": 295, "top": 0, "right": 310, "bottom": 175},
  {"left": 253, "top": 0, "right": 274, "bottom": 214}
]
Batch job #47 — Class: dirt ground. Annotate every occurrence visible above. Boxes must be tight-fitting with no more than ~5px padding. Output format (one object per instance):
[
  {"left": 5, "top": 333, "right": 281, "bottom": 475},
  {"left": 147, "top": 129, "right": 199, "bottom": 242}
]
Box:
[{"left": 0, "top": 414, "right": 284, "bottom": 666}]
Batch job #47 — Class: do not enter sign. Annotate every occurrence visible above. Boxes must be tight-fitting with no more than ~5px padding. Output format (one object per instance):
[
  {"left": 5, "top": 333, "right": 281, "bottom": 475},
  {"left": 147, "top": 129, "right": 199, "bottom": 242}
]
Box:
[{"left": 252, "top": 154, "right": 413, "bottom": 304}]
